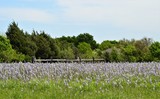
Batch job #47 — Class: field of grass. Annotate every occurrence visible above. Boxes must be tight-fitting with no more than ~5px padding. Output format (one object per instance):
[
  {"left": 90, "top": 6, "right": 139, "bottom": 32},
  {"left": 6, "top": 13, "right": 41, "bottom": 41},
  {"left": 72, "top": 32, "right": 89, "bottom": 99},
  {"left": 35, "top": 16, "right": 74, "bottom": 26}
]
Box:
[{"left": 0, "top": 63, "right": 160, "bottom": 99}]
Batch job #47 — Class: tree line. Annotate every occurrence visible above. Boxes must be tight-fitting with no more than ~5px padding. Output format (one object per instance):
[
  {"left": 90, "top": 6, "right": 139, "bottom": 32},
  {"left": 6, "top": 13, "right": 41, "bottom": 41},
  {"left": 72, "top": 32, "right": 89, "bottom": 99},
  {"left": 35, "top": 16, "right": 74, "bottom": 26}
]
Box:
[{"left": 0, "top": 21, "right": 160, "bottom": 62}]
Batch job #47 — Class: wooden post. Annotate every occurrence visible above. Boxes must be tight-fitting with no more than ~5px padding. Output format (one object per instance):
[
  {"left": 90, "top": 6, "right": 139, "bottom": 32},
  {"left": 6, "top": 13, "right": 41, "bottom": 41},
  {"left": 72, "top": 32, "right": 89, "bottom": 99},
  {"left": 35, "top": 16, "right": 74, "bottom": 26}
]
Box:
[
  {"left": 79, "top": 57, "right": 81, "bottom": 63},
  {"left": 51, "top": 57, "right": 53, "bottom": 63},
  {"left": 92, "top": 57, "right": 95, "bottom": 63},
  {"left": 32, "top": 56, "right": 35, "bottom": 63}
]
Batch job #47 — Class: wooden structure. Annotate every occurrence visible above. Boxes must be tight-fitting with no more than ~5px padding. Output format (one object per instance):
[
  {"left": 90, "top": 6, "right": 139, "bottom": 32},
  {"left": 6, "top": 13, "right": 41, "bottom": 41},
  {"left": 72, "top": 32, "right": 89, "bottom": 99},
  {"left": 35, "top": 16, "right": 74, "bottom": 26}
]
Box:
[{"left": 32, "top": 57, "right": 105, "bottom": 63}]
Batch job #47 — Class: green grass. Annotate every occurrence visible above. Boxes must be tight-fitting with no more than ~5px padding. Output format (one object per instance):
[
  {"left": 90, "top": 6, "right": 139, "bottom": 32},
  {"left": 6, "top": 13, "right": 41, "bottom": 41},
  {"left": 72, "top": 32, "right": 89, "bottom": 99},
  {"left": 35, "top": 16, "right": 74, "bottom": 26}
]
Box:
[{"left": 0, "top": 79, "right": 160, "bottom": 99}]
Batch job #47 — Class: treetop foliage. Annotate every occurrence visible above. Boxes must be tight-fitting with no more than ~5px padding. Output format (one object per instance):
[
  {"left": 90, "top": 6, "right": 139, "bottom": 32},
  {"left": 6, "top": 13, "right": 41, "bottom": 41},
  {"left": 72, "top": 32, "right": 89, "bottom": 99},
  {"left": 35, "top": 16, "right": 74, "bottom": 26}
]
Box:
[{"left": 0, "top": 21, "right": 160, "bottom": 62}]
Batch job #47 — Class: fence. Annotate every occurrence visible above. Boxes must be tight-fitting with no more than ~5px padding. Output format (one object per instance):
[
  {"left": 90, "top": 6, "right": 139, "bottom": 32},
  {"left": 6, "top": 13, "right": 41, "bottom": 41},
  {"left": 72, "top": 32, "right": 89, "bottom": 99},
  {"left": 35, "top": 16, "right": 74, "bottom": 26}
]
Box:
[{"left": 32, "top": 57, "right": 105, "bottom": 63}]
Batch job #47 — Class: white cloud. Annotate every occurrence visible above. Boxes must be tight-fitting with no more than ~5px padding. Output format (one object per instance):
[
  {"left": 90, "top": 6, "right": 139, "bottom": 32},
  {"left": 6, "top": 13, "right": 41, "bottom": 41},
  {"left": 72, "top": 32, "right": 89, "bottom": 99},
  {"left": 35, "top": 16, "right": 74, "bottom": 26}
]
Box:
[
  {"left": 0, "top": 8, "right": 56, "bottom": 23},
  {"left": 57, "top": 0, "right": 160, "bottom": 31}
]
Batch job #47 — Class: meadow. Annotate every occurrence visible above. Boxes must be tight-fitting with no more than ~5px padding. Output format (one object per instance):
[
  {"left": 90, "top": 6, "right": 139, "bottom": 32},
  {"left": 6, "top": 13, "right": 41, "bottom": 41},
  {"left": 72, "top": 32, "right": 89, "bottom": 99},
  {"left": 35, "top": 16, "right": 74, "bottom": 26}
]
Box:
[{"left": 0, "top": 62, "right": 160, "bottom": 99}]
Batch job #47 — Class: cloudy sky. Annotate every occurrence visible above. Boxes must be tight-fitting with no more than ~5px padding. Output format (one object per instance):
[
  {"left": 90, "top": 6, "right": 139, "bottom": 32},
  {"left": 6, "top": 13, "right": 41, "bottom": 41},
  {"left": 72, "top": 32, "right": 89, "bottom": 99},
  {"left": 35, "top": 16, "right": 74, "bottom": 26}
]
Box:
[{"left": 0, "top": 0, "right": 160, "bottom": 43}]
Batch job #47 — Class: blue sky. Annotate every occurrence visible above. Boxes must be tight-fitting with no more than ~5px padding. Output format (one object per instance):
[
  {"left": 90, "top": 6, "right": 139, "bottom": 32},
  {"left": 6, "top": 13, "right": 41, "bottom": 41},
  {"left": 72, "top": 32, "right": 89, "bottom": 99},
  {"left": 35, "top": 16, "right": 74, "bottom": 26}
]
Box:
[{"left": 0, "top": 0, "right": 160, "bottom": 43}]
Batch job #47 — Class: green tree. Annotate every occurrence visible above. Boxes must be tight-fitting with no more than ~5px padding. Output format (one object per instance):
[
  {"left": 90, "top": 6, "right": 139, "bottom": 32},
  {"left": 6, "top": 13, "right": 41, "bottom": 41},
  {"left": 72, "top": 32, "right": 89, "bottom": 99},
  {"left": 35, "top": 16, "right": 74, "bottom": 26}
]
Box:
[
  {"left": 78, "top": 42, "right": 93, "bottom": 58},
  {"left": 92, "top": 49, "right": 103, "bottom": 59},
  {"left": 39, "top": 32, "right": 60, "bottom": 58},
  {"left": 149, "top": 42, "right": 160, "bottom": 61},
  {"left": 122, "top": 45, "right": 137, "bottom": 62},
  {"left": 24, "top": 32, "right": 37, "bottom": 56},
  {"left": 58, "top": 36, "right": 77, "bottom": 44},
  {"left": 134, "top": 38, "right": 152, "bottom": 62},
  {"left": 0, "top": 36, "right": 25, "bottom": 62},
  {"left": 59, "top": 47, "right": 74, "bottom": 59},
  {"left": 99, "top": 40, "right": 118, "bottom": 50},
  {"left": 110, "top": 48, "right": 123, "bottom": 62},
  {"left": 6, "top": 21, "right": 25, "bottom": 52},
  {"left": 6, "top": 22, "right": 38, "bottom": 61},
  {"left": 32, "top": 32, "right": 51, "bottom": 59},
  {"left": 57, "top": 40, "right": 75, "bottom": 59},
  {"left": 103, "top": 47, "right": 123, "bottom": 62},
  {"left": 76, "top": 33, "right": 98, "bottom": 49},
  {"left": 104, "top": 51, "right": 110, "bottom": 62}
]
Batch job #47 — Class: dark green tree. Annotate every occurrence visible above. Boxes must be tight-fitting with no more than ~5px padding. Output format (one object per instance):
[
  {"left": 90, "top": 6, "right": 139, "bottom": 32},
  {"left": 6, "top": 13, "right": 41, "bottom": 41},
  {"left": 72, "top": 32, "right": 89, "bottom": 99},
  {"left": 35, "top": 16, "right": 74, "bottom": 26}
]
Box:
[
  {"left": 39, "top": 32, "right": 60, "bottom": 58},
  {"left": 6, "top": 21, "right": 25, "bottom": 52},
  {"left": 58, "top": 36, "right": 77, "bottom": 44},
  {"left": 149, "top": 42, "right": 160, "bottom": 61},
  {"left": 6, "top": 22, "right": 38, "bottom": 61},
  {"left": 104, "top": 51, "right": 110, "bottom": 62},
  {"left": 76, "top": 33, "right": 98, "bottom": 49},
  {"left": 31, "top": 32, "right": 51, "bottom": 59}
]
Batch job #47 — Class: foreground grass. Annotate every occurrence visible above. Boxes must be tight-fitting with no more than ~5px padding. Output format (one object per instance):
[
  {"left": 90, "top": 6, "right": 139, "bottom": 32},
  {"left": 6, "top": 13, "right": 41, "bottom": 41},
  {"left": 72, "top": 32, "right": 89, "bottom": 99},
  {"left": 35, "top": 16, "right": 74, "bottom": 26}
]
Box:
[{"left": 0, "top": 79, "right": 160, "bottom": 99}]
